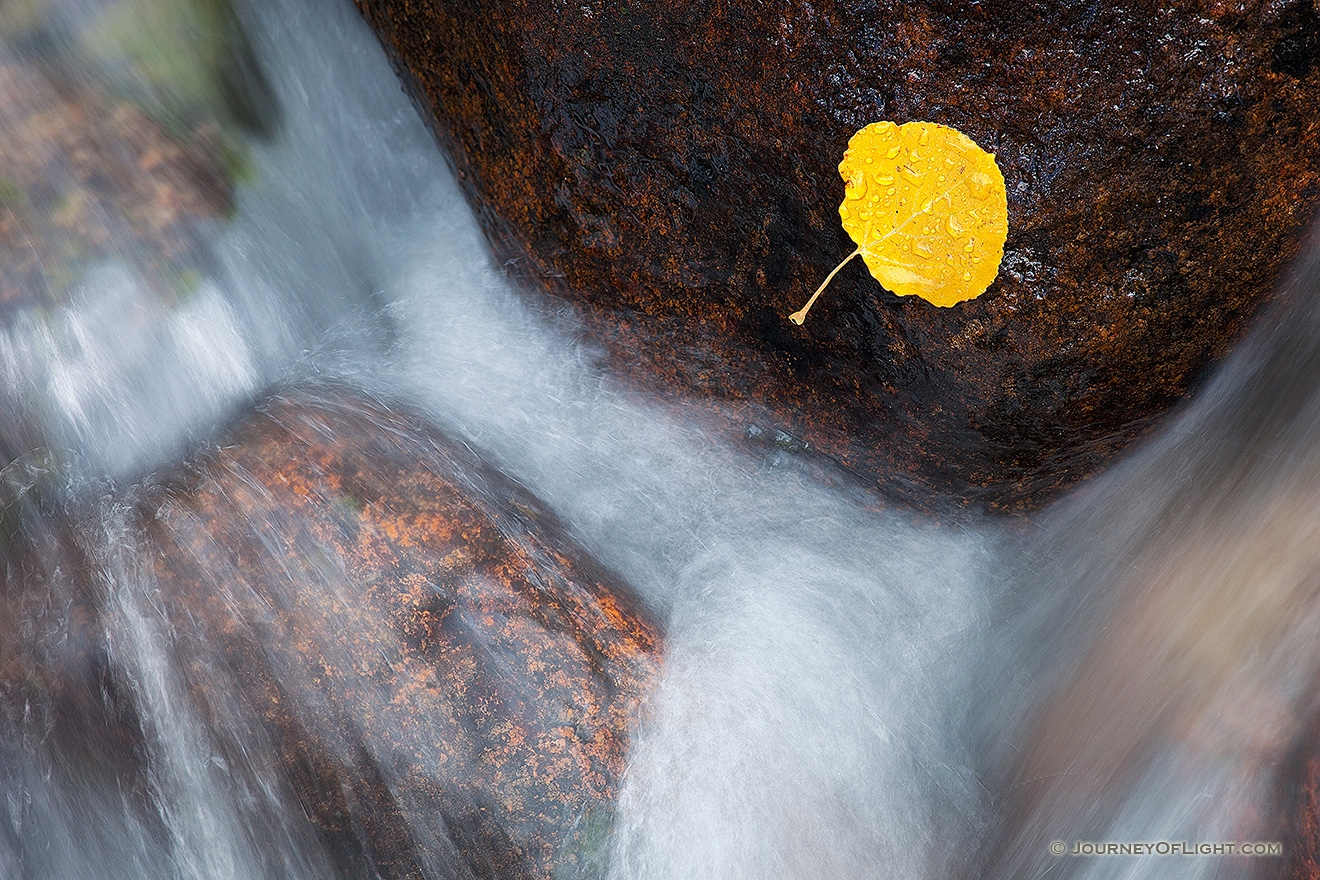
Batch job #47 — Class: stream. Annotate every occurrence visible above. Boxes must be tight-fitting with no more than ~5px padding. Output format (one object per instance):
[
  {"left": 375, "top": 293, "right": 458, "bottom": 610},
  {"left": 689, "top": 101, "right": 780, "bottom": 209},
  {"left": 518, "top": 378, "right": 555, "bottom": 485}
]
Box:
[{"left": 0, "top": 1, "right": 1316, "bottom": 878}]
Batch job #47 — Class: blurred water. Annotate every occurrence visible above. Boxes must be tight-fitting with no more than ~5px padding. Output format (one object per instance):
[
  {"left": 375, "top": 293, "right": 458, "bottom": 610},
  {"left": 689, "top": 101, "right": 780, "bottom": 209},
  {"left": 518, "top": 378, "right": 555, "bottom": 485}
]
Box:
[
  {"left": 969, "top": 232, "right": 1320, "bottom": 880},
  {"left": 0, "top": 0, "right": 1316, "bottom": 878}
]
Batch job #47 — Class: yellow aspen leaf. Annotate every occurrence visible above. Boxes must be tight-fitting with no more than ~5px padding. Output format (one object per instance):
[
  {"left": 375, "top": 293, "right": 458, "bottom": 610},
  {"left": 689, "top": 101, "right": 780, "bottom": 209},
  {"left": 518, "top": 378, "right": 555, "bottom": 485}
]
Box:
[{"left": 790, "top": 121, "right": 1008, "bottom": 323}]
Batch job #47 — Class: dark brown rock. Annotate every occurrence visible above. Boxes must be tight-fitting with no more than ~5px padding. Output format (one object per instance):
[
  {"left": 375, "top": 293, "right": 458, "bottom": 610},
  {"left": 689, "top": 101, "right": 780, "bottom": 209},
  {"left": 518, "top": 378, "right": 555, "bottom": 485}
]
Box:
[
  {"left": 1275, "top": 692, "right": 1320, "bottom": 879},
  {"left": 0, "top": 483, "right": 163, "bottom": 866},
  {"left": 353, "top": 0, "right": 1320, "bottom": 511},
  {"left": 140, "top": 389, "right": 661, "bottom": 880}
]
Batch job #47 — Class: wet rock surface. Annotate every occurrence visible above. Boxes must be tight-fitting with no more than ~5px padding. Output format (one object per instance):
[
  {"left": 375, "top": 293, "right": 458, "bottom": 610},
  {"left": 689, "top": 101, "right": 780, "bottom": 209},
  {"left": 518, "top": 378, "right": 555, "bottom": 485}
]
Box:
[
  {"left": 0, "top": 476, "right": 164, "bottom": 876},
  {"left": 0, "top": 389, "right": 659, "bottom": 879},
  {"left": 354, "top": 0, "right": 1320, "bottom": 510},
  {"left": 0, "top": 0, "right": 273, "bottom": 320},
  {"left": 1276, "top": 702, "right": 1320, "bottom": 879},
  {"left": 0, "top": 60, "right": 232, "bottom": 317},
  {"left": 140, "top": 390, "right": 661, "bottom": 879}
]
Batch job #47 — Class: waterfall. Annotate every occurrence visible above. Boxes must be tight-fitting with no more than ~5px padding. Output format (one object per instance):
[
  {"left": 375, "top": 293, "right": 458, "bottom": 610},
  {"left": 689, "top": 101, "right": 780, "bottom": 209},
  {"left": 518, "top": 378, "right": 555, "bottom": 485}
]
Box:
[{"left": 0, "top": 0, "right": 1314, "bottom": 878}]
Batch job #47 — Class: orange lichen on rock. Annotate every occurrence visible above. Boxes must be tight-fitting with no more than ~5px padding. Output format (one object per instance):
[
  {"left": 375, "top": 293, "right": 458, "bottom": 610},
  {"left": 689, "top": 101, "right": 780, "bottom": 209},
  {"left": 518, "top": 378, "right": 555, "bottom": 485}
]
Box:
[
  {"left": 0, "top": 62, "right": 233, "bottom": 317},
  {"left": 791, "top": 121, "right": 1007, "bottom": 322},
  {"left": 143, "top": 389, "right": 660, "bottom": 879},
  {"left": 353, "top": 0, "right": 1320, "bottom": 511}
]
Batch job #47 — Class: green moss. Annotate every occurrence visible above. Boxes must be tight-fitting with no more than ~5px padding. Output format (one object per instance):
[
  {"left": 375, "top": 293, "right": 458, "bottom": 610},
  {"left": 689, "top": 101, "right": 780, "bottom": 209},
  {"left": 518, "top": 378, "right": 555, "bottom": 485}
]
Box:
[
  {"left": 0, "top": 0, "right": 52, "bottom": 42},
  {"left": 217, "top": 133, "right": 257, "bottom": 192},
  {"left": 0, "top": 447, "right": 60, "bottom": 550},
  {"left": 80, "top": 0, "right": 279, "bottom": 138},
  {"left": 0, "top": 177, "right": 27, "bottom": 209},
  {"left": 553, "top": 804, "right": 614, "bottom": 880}
]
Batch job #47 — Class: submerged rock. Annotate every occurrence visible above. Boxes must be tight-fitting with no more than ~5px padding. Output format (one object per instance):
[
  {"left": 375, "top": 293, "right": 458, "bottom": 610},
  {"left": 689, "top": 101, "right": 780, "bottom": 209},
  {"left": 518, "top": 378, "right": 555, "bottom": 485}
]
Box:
[
  {"left": 0, "top": 0, "right": 277, "bottom": 320},
  {"left": 1276, "top": 702, "right": 1320, "bottom": 880},
  {"left": 140, "top": 390, "right": 660, "bottom": 879},
  {"left": 0, "top": 390, "right": 658, "bottom": 877},
  {"left": 353, "top": 0, "right": 1320, "bottom": 510},
  {"left": 0, "top": 60, "right": 232, "bottom": 317},
  {"left": 0, "top": 480, "right": 164, "bottom": 874}
]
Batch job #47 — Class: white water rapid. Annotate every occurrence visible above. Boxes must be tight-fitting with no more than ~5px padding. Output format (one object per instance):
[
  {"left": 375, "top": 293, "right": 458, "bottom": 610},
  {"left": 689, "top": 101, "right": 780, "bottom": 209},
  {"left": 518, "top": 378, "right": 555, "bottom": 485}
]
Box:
[{"left": 0, "top": 2, "right": 1317, "bottom": 879}]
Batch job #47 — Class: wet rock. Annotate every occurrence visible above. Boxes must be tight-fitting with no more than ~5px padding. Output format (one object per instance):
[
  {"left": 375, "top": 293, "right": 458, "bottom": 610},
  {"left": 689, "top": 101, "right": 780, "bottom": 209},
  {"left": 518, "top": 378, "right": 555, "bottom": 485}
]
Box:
[
  {"left": 64, "top": 0, "right": 280, "bottom": 138},
  {"left": 353, "top": 0, "right": 1320, "bottom": 510},
  {"left": 0, "top": 0, "right": 276, "bottom": 320},
  {"left": 0, "top": 486, "right": 163, "bottom": 871},
  {"left": 141, "top": 390, "right": 661, "bottom": 880},
  {"left": 1276, "top": 698, "right": 1320, "bottom": 879},
  {"left": 0, "top": 60, "right": 231, "bottom": 318}
]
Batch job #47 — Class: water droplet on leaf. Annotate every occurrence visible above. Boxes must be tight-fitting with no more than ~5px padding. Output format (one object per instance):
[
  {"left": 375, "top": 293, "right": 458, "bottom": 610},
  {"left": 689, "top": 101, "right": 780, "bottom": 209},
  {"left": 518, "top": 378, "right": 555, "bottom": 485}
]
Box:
[
  {"left": 790, "top": 121, "right": 1008, "bottom": 324},
  {"left": 849, "top": 172, "right": 868, "bottom": 200}
]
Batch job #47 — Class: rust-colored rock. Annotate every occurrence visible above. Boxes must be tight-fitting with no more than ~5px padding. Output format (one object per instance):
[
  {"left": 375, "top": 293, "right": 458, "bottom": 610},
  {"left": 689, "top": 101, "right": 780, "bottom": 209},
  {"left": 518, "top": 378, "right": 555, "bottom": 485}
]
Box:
[
  {"left": 1270, "top": 534, "right": 1320, "bottom": 879},
  {"left": 0, "top": 60, "right": 234, "bottom": 318},
  {"left": 1274, "top": 697, "right": 1320, "bottom": 879},
  {"left": 141, "top": 389, "right": 660, "bottom": 879},
  {"left": 354, "top": 0, "right": 1320, "bottom": 510}
]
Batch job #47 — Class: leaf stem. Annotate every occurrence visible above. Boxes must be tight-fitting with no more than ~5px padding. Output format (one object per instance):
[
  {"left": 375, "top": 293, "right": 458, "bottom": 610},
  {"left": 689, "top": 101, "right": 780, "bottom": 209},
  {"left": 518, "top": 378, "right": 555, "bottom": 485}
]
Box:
[{"left": 790, "top": 246, "right": 861, "bottom": 325}]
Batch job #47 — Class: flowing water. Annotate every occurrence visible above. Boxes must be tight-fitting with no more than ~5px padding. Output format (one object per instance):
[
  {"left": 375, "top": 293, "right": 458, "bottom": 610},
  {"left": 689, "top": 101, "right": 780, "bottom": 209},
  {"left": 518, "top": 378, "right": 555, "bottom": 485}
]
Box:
[{"left": 0, "top": 1, "right": 1317, "bottom": 878}]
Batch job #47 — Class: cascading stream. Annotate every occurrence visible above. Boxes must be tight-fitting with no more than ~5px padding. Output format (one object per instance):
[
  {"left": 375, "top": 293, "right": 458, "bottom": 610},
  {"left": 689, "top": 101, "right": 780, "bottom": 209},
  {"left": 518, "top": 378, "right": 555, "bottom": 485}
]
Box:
[{"left": 0, "top": 0, "right": 1315, "bottom": 878}]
